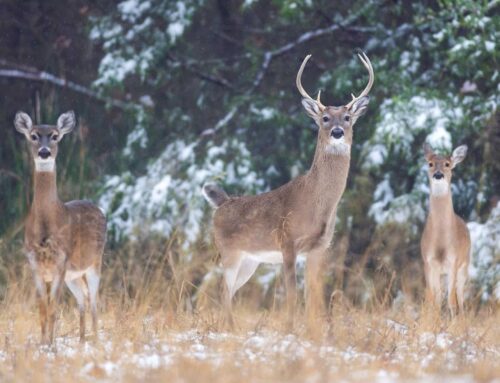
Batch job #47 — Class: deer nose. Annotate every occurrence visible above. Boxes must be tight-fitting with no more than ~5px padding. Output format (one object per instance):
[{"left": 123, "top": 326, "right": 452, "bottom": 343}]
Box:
[
  {"left": 38, "top": 147, "right": 51, "bottom": 159},
  {"left": 433, "top": 172, "right": 444, "bottom": 180},
  {"left": 331, "top": 127, "right": 344, "bottom": 139}
]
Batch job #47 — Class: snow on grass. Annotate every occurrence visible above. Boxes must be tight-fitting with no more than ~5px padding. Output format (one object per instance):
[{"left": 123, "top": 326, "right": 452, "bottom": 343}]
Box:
[{"left": 0, "top": 315, "right": 495, "bottom": 383}]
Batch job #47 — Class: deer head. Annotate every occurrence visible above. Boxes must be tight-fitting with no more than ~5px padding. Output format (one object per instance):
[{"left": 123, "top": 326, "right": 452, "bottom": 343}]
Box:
[
  {"left": 296, "top": 52, "right": 373, "bottom": 156},
  {"left": 14, "top": 111, "right": 76, "bottom": 172},
  {"left": 423, "top": 143, "right": 467, "bottom": 196}
]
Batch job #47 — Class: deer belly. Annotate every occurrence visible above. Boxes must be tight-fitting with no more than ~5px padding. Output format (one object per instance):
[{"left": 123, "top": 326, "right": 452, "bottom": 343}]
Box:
[
  {"left": 241, "top": 251, "right": 283, "bottom": 264},
  {"left": 65, "top": 268, "right": 90, "bottom": 281}
]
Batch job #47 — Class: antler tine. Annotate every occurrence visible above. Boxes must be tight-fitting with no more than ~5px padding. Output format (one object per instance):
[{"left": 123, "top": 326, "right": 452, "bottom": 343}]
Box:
[
  {"left": 346, "top": 51, "right": 374, "bottom": 109},
  {"left": 316, "top": 90, "right": 322, "bottom": 104},
  {"left": 296, "top": 54, "right": 325, "bottom": 110}
]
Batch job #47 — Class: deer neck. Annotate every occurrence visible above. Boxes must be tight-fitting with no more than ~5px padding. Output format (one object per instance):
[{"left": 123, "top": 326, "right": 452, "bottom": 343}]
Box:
[
  {"left": 32, "top": 167, "right": 62, "bottom": 213},
  {"left": 306, "top": 143, "right": 351, "bottom": 204},
  {"left": 428, "top": 190, "right": 454, "bottom": 227}
]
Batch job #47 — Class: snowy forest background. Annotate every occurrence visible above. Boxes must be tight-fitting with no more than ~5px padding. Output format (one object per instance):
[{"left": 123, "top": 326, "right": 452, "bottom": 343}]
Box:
[{"left": 0, "top": 0, "right": 498, "bottom": 307}]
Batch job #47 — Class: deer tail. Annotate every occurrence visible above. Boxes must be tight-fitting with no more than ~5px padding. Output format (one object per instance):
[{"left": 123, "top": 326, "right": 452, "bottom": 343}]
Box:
[{"left": 202, "top": 183, "right": 229, "bottom": 208}]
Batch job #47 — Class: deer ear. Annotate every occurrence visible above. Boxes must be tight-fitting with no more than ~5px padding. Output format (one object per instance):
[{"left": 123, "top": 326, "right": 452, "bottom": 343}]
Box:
[
  {"left": 348, "top": 96, "right": 369, "bottom": 125},
  {"left": 301, "top": 98, "right": 321, "bottom": 120},
  {"left": 423, "top": 142, "right": 434, "bottom": 161},
  {"left": 14, "top": 111, "right": 33, "bottom": 136},
  {"left": 57, "top": 111, "right": 76, "bottom": 136},
  {"left": 451, "top": 145, "right": 467, "bottom": 168}
]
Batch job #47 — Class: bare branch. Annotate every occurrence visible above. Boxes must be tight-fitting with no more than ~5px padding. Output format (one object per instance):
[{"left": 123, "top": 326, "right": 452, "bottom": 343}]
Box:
[
  {"left": 208, "top": 2, "right": 378, "bottom": 134},
  {"left": 0, "top": 59, "right": 136, "bottom": 110},
  {"left": 201, "top": 106, "right": 239, "bottom": 137},
  {"left": 250, "top": 10, "right": 378, "bottom": 93},
  {"left": 166, "top": 55, "right": 236, "bottom": 90}
]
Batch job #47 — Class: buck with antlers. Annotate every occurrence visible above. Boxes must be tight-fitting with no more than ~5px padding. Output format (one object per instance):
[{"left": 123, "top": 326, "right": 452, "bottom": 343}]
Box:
[
  {"left": 203, "top": 52, "right": 374, "bottom": 325},
  {"left": 421, "top": 143, "right": 470, "bottom": 316},
  {"left": 14, "top": 111, "right": 106, "bottom": 344}
]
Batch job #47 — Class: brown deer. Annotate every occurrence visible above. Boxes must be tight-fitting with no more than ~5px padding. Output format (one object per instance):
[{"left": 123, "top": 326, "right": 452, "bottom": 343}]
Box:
[
  {"left": 14, "top": 111, "right": 106, "bottom": 344},
  {"left": 203, "top": 52, "right": 374, "bottom": 325},
  {"left": 421, "top": 143, "right": 470, "bottom": 316}
]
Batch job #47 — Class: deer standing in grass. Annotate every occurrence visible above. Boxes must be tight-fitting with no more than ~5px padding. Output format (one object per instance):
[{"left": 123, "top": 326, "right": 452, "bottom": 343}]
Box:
[
  {"left": 421, "top": 143, "right": 470, "bottom": 316},
  {"left": 203, "top": 52, "right": 374, "bottom": 326},
  {"left": 14, "top": 111, "right": 106, "bottom": 344}
]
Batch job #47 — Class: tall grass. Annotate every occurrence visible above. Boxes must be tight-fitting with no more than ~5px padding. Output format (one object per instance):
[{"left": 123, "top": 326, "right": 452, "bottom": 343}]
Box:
[{"left": 0, "top": 235, "right": 497, "bottom": 382}]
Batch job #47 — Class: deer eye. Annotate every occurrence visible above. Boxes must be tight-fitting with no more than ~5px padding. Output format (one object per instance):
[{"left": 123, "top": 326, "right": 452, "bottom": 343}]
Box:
[
  {"left": 30, "top": 134, "right": 38, "bottom": 141},
  {"left": 344, "top": 115, "right": 350, "bottom": 122},
  {"left": 52, "top": 134, "right": 59, "bottom": 141},
  {"left": 429, "top": 163, "right": 433, "bottom": 168},
  {"left": 445, "top": 162, "right": 450, "bottom": 167},
  {"left": 322, "top": 116, "right": 330, "bottom": 123}
]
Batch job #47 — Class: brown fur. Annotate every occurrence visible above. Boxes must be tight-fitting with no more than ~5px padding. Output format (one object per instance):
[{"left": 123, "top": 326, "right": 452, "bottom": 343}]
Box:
[
  {"left": 15, "top": 111, "right": 106, "bottom": 344},
  {"left": 421, "top": 144, "right": 471, "bottom": 316},
  {"left": 205, "top": 54, "right": 373, "bottom": 327}
]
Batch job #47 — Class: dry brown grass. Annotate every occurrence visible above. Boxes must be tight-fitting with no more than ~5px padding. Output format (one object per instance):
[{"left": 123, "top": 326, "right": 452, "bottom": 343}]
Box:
[{"left": 0, "top": 240, "right": 498, "bottom": 383}]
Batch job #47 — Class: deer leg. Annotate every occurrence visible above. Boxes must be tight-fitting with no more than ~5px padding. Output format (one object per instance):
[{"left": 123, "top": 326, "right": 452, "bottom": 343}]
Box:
[
  {"left": 427, "top": 265, "right": 441, "bottom": 312},
  {"left": 305, "top": 249, "right": 326, "bottom": 327},
  {"left": 85, "top": 267, "right": 101, "bottom": 340},
  {"left": 282, "top": 249, "right": 297, "bottom": 329},
  {"left": 233, "top": 257, "right": 259, "bottom": 294},
  {"left": 456, "top": 263, "right": 468, "bottom": 315},
  {"left": 37, "top": 293, "right": 49, "bottom": 344},
  {"left": 66, "top": 278, "right": 87, "bottom": 342},
  {"left": 27, "top": 254, "right": 49, "bottom": 344},
  {"left": 222, "top": 255, "right": 242, "bottom": 328},
  {"left": 423, "top": 261, "right": 432, "bottom": 303},
  {"left": 48, "top": 266, "right": 66, "bottom": 344},
  {"left": 447, "top": 269, "right": 458, "bottom": 318}
]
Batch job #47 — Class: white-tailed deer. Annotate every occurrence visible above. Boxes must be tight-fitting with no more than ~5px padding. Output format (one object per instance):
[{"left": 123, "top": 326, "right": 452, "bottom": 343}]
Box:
[
  {"left": 203, "top": 52, "right": 374, "bottom": 325},
  {"left": 421, "top": 143, "right": 470, "bottom": 316},
  {"left": 14, "top": 111, "right": 106, "bottom": 344}
]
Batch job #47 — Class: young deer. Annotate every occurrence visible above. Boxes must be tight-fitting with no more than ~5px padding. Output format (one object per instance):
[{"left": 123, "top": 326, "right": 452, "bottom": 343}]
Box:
[
  {"left": 203, "top": 52, "right": 374, "bottom": 325},
  {"left": 421, "top": 143, "right": 470, "bottom": 316},
  {"left": 14, "top": 111, "right": 106, "bottom": 344}
]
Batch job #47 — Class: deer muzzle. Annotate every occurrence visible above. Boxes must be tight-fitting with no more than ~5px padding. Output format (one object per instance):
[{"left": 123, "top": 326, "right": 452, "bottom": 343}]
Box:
[
  {"left": 330, "top": 127, "right": 344, "bottom": 139},
  {"left": 433, "top": 172, "right": 444, "bottom": 180},
  {"left": 38, "top": 147, "right": 51, "bottom": 159}
]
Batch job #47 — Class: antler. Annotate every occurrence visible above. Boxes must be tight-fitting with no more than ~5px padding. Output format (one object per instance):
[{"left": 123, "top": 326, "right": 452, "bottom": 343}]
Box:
[
  {"left": 296, "top": 54, "right": 326, "bottom": 111},
  {"left": 345, "top": 51, "right": 374, "bottom": 109}
]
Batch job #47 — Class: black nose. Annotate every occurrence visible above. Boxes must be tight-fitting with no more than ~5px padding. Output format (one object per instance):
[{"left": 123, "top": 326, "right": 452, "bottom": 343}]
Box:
[
  {"left": 38, "top": 148, "right": 51, "bottom": 159},
  {"left": 433, "top": 172, "right": 444, "bottom": 180},
  {"left": 331, "top": 128, "right": 344, "bottom": 139}
]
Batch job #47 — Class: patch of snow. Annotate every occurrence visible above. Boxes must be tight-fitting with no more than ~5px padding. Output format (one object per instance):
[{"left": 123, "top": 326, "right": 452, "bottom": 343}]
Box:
[
  {"left": 484, "top": 41, "right": 495, "bottom": 52},
  {"left": 250, "top": 106, "right": 277, "bottom": 121}
]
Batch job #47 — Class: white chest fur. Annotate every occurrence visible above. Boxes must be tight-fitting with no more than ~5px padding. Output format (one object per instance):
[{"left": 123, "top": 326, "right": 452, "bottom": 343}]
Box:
[
  {"left": 35, "top": 158, "right": 55, "bottom": 172},
  {"left": 431, "top": 179, "right": 449, "bottom": 196}
]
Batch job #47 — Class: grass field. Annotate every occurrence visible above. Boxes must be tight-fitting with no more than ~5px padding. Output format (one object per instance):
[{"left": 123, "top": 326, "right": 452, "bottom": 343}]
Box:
[
  {"left": 0, "top": 244, "right": 498, "bottom": 382},
  {"left": 0, "top": 302, "right": 498, "bottom": 382}
]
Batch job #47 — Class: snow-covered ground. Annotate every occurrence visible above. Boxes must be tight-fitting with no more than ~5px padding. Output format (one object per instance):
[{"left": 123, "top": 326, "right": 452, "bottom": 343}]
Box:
[{"left": 0, "top": 314, "right": 498, "bottom": 382}]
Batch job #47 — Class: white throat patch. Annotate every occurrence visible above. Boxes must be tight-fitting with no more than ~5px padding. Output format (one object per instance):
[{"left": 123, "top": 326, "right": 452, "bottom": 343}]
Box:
[
  {"left": 34, "top": 158, "right": 55, "bottom": 172},
  {"left": 325, "top": 137, "right": 350, "bottom": 156},
  {"left": 431, "top": 179, "right": 449, "bottom": 196}
]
